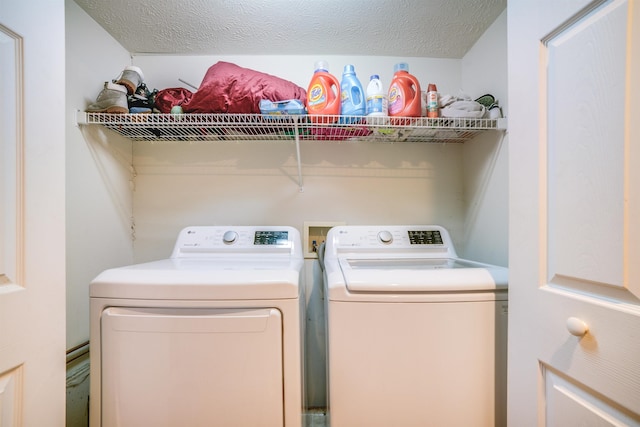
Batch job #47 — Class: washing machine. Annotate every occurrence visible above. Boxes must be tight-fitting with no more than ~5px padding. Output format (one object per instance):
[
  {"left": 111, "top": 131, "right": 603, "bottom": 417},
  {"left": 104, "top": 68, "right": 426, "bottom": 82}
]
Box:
[
  {"left": 323, "top": 225, "right": 508, "bottom": 427},
  {"left": 89, "top": 226, "right": 305, "bottom": 427}
]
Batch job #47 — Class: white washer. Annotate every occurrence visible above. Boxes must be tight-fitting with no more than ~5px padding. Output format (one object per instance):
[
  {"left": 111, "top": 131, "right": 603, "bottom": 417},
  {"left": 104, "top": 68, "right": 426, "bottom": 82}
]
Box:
[
  {"left": 89, "top": 226, "right": 305, "bottom": 427},
  {"left": 323, "top": 225, "right": 508, "bottom": 427}
]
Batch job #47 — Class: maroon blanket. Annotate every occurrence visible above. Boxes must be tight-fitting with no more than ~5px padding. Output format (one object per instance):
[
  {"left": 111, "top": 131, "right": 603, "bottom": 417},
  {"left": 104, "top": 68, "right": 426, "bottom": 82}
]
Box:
[
  {"left": 155, "top": 87, "right": 193, "bottom": 113},
  {"left": 182, "top": 61, "right": 306, "bottom": 114}
]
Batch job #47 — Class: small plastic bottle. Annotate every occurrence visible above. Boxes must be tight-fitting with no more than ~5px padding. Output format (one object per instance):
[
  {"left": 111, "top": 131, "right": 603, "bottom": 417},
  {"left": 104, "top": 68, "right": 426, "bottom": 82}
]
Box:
[
  {"left": 307, "top": 60, "right": 341, "bottom": 123},
  {"left": 340, "top": 64, "right": 366, "bottom": 123},
  {"left": 366, "top": 75, "right": 388, "bottom": 118},
  {"left": 388, "top": 62, "right": 422, "bottom": 124}
]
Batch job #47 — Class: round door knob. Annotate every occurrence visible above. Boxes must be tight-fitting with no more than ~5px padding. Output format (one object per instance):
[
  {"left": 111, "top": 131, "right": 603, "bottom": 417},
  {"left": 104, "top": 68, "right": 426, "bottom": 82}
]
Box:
[
  {"left": 378, "top": 230, "right": 393, "bottom": 244},
  {"left": 223, "top": 230, "right": 238, "bottom": 244},
  {"left": 566, "top": 317, "right": 589, "bottom": 337}
]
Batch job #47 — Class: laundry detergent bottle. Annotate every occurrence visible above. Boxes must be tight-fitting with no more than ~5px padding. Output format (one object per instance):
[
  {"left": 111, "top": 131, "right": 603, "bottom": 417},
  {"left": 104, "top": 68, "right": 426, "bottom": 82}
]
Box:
[
  {"left": 339, "top": 64, "right": 365, "bottom": 123},
  {"left": 387, "top": 62, "right": 422, "bottom": 123},
  {"left": 307, "top": 60, "right": 340, "bottom": 123}
]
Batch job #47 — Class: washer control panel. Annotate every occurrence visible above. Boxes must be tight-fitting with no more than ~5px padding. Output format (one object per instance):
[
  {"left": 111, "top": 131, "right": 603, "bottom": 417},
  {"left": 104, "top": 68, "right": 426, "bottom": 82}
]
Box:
[{"left": 326, "top": 225, "right": 457, "bottom": 258}]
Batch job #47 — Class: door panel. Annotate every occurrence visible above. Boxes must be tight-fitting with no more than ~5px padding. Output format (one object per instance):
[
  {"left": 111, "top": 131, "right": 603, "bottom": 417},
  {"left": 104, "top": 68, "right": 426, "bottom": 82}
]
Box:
[
  {"left": 508, "top": 0, "right": 640, "bottom": 424},
  {"left": 0, "top": 25, "right": 21, "bottom": 287},
  {"left": 545, "top": 0, "right": 627, "bottom": 291},
  {"left": 101, "top": 307, "right": 284, "bottom": 427},
  {"left": 545, "top": 370, "right": 640, "bottom": 426},
  {"left": 0, "top": 368, "right": 22, "bottom": 426},
  {"left": 0, "top": 1, "right": 66, "bottom": 426},
  {"left": 0, "top": 22, "right": 26, "bottom": 427}
]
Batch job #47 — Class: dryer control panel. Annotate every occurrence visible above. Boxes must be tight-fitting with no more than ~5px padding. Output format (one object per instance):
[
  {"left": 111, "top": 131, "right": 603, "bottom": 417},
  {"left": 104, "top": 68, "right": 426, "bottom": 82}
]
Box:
[{"left": 171, "top": 226, "right": 301, "bottom": 257}]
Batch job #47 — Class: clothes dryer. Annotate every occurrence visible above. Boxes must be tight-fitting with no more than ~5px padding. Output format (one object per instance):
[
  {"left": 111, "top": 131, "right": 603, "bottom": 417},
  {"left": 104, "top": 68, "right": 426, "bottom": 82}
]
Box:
[
  {"left": 323, "top": 225, "right": 508, "bottom": 427},
  {"left": 90, "top": 226, "right": 304, "bottom": 427}
]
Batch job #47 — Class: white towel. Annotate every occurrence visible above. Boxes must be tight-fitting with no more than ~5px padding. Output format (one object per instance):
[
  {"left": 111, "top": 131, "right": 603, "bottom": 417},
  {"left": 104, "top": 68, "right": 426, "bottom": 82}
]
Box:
[{"left": 440, "top": 100, "right": 487, "bottom": 118}]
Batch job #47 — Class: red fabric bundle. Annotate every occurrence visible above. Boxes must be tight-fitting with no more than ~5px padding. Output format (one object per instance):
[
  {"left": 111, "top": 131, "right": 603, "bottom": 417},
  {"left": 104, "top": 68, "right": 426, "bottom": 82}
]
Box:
[
  {"left": 154, "top": 87, "right": 193, "bottom": 113},
  {"left": 182, "top": 61, "right": 307, "bottom": 114}
]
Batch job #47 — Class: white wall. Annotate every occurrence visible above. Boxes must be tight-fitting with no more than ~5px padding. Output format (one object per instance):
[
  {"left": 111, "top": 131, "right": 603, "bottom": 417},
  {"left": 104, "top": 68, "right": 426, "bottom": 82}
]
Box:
[
  {"left": 460, "top": 9, "right": 509, "bottom": 266},
  {"left": 461, "top": 10, "right": 508, "bottom": 117},
  {"left": 130, "top": 55, "right": 467, "bottom": 263},
  {"left": 129, "top": 44, "right": 511, "bottom": 265},
  {"left": 66, "top": 0, "right": 135, "bottom": 349},
  {"left": 131, "top": 137, "right": 466, "bottom": 261}
]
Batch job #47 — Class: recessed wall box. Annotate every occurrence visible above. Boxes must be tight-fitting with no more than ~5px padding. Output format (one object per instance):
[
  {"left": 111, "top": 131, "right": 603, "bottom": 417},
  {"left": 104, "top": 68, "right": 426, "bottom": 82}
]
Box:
[{"left": 303, "top": 221, "right": 345, "bottom": 259}]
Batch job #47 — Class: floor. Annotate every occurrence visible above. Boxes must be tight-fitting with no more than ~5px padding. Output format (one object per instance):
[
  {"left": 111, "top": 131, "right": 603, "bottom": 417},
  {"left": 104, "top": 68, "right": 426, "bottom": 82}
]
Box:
[{"left": 304, "top": 410, "right": 327, "bottom": 427}]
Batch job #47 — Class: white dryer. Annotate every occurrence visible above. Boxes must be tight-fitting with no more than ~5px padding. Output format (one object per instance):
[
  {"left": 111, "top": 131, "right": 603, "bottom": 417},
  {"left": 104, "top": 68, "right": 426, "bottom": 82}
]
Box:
[
  {"left": 89, "top": 226, "right": 305, "bottom": 427},
  {"left": 323, "top": 225, "right": 508, "bottom": 427}
]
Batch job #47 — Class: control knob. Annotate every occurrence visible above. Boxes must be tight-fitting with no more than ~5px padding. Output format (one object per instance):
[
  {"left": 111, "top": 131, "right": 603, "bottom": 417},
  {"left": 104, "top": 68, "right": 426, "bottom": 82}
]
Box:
[
  {"left": 377, "top": 230, "right": 393, "bottom": 244},
  {"left": 223, "top": 230, "right": 238, "bottom": 244}
]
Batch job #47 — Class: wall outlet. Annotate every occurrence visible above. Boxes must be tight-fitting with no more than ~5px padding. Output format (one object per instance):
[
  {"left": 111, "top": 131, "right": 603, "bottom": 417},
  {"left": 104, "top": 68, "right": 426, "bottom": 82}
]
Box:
[{"left": 303, "top": 221, "right": 345, "bottom": 259}]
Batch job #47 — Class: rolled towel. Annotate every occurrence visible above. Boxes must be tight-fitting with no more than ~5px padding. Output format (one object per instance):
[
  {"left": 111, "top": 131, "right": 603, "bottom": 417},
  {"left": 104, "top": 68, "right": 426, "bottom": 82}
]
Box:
[
  {"left": 440, "top": 100, "right": 487, "bottom": 118},
  {"left": 439, "top": 94, "right": 457, "bottom": 108}
]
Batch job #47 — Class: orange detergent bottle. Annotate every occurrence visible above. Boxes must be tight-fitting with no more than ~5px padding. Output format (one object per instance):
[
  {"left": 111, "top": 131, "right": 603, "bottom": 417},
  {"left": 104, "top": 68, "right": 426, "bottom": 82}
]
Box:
[
  {"left": 387, "top": 62, "right": 422, "bottom": 124},
  {"left": 307, "top": 60, "right": 340, "bottom": 123}
]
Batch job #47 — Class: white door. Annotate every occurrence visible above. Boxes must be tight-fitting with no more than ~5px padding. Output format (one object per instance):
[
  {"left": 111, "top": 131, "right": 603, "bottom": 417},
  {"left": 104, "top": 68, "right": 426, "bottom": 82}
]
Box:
[
  {"left": 0, "top": 1, "right": 66, "bottom": 426},
  {"left": 508, "top": 0, "right": 640, "bottom": 425}
]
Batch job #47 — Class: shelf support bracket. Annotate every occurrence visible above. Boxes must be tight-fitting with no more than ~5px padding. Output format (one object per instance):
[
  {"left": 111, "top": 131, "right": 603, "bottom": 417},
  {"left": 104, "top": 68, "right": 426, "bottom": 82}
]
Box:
[{"left": 293, "top": 117, "right": 303, "bottom": 192}]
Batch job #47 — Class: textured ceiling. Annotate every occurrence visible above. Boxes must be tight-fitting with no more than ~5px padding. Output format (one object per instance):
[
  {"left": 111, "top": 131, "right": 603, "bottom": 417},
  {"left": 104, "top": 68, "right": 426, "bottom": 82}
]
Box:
[{"left": 73, "top": 0, "right": 506, "bottom": 59}]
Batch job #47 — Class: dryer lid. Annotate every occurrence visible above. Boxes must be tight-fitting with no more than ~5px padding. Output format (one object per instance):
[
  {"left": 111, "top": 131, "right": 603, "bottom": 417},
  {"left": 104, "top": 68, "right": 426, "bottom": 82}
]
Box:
[{"left": 90, "top": 258, "right": 303, "bottom": 300}]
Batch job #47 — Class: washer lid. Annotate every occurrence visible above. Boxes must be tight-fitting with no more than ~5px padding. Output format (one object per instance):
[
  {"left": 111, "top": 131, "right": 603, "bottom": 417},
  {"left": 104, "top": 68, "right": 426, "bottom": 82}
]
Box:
[
  {"left": 338, "top": 257, "right": 508, "bottom": 292},
  {"left": 90, "top": 258, "right": 302, "bottom": 300}
]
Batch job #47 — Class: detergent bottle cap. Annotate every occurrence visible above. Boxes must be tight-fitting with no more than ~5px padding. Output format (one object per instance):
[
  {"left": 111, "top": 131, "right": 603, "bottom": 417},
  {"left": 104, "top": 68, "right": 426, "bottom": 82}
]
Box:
[
  {"left": 394, "top": 62, "right": 409, "bottom": 73},
  {"left": 370, "top": 74, "right": 380, "bottom": 80},
  {"left": 314, "top": 60, "right": 329, "bottom": 72},
  {"left": 343, "top": 64, "right": 356, "bottom": 74}
]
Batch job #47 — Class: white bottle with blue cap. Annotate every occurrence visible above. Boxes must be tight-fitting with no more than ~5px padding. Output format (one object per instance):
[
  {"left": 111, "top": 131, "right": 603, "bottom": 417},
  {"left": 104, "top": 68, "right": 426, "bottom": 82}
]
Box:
[{"left": 366, "top": 74, "right": 388, "bottom": 117}]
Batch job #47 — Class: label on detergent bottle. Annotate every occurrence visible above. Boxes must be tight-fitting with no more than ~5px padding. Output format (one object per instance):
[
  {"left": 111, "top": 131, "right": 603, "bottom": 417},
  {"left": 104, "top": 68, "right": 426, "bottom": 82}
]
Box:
[
  {"left": 388, "top": 83, "right": 404, "bottom": 115},
  {"left": 308, "top": 83, "right": 327, "bottom": 109},
  {"left": 367, "top": 95, "right": 385, "bottom": 114}
]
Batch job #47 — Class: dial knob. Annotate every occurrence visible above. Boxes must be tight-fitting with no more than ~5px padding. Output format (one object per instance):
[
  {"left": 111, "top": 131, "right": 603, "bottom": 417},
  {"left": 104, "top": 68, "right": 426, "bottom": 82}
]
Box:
[
  {"left": 222, "top": 230, "right": 238, "bottom": 244},
  {"left": 378, "top": 230, "right": 393, "bottom": 244}
]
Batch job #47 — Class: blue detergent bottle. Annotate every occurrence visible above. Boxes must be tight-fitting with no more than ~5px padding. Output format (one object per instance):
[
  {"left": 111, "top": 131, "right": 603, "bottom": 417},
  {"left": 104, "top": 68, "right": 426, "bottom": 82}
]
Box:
[{"left": 340, "top": 64, "right": 366, "bottom": 123}]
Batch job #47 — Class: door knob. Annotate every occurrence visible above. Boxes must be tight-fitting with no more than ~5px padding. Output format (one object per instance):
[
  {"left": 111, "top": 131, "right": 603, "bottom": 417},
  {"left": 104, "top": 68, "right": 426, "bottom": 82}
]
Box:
[{"left": 566, "top": 317, "right": 589, "bottom": 337}]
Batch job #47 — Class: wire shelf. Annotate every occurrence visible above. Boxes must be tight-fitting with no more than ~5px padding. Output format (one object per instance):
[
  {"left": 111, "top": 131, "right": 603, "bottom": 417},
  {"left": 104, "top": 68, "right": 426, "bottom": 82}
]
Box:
[{"left": 79, "top": 112, "right": 505, "bottom": 143}]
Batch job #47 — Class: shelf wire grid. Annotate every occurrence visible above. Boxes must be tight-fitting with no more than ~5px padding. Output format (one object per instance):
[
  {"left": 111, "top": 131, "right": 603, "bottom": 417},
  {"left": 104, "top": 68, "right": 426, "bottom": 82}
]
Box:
[{"left": 81, "top": 113, "right": 501, "bottom": 143}]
